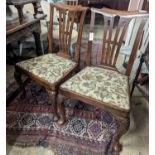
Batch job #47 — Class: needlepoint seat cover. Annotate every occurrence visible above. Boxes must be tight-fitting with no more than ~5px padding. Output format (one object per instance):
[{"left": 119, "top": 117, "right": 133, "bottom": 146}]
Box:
[
  {"left": 16, "top": 54, "right": 77, "bottom": 84},
  {"left": 61, "top": 66, "right": 130, "bottom": 110}
]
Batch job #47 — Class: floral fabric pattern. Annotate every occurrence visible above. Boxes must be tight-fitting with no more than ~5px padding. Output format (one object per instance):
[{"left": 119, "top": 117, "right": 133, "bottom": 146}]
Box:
[
  {"left": 61, "top": 67, "right": 130, "bottom": 110},
  {"left": 16, "top": 54, "right": 76, "bottom": 84}
]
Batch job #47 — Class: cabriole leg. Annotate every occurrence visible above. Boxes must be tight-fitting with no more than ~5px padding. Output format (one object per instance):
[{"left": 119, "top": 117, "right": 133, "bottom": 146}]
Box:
[
  {"left": 46, "top": 90, "right": 59, "bottom": 122},
  {"left": 111, "top": 115, "right": 130, "bottom": 155},
  {"left": 57, "top": 94, "right": 66, "bottom": 125},
  {"left": 14, "top": 69, "right": 26, "bottom": 99}
]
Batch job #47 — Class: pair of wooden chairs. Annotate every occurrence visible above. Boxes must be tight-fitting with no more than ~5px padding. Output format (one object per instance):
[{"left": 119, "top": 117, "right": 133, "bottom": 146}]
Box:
[{"left": 14, "top": 3, "right": 148, "bottom": 154}]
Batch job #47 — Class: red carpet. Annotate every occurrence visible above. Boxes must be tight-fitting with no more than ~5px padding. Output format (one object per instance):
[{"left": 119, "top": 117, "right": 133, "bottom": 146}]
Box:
[{"left": 7, "top": 80, "right": 118, "bottom": 155}]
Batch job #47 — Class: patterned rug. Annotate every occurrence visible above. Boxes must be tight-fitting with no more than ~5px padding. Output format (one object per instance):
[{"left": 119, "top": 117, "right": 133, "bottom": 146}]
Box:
[{"left": 7, "top": 80, "right": 118, "bottom": 155}]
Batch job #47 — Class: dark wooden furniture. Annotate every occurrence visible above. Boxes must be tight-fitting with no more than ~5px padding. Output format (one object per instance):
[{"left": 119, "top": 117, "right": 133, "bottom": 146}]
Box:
[
  {"left": 142, "top": 0, "right": 149, "bottom": 12},
  {"left": 130, "top": 49, "right": 149, "bottom": 101},
  {"left": 79, "top": 0, "right": 130, "bottom": 10},
  {"left": 78, "top": 0, "right": 130, "bottom": 23},
  {"left": 6, "top": 0, "right": 40, "bottom": 23},
  {"left": 6, "top": 14, "right": 46, "bottom": 103},
  {"left": 57, "top": 8, "right": 148, "bottom": 154},
  {"left": 7, "top": 14, "right": 46, "bottom": 61},
  {"left": 14, "top": 3, "right": 87, "bottom": 121}
]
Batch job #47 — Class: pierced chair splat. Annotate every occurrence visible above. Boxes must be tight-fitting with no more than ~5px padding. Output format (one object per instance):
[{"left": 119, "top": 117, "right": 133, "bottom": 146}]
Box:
[
  {"left": 14, "top": 3, "right": 87, "bottom": 121},
  {"left": 57, "top": 8, "right": 149, "bottom": 154}
]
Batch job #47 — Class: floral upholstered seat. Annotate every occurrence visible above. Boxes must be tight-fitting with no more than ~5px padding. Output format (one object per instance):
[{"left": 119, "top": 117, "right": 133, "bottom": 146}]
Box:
[
  {"left": 61, "top": 66, "right": 130, "bottom": 110},
  {"left": 16, "top": 54, "right": 76, "bottom": 84}
]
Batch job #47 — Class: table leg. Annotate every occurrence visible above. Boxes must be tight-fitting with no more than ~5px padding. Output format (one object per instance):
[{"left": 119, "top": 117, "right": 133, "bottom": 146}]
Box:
[
  {"left": 33, "top": 31, "right": 43, "bottom": 56},
  {"left": 15, "top": 5, "right": 24, "bottom": 24},
  {"left": 33, "top": 2, "right": 38, "bottom": 16},
  {"left": 6, "top": 43, "right": 17, "bottom": 65},
  {"left": 130, "top": 56, "right": 144, "bottom": 97},
  {"left": 57, "top": 94, "right": 66, "bottom": 125}
]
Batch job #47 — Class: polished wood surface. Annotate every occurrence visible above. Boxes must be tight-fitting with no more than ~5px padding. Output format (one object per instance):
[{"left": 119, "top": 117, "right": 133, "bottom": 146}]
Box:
[
  {"left": 7, "top": 0, "right": 40, "bottom": 23},
  {"left": 7, "top": 14, "right": 46, "bottom": 56},
  {"left": 57, "top": 8, "right": 149, "bottom": 155},
  {"left": 6, "top": 14, "right": 45, "bottom": 35}
]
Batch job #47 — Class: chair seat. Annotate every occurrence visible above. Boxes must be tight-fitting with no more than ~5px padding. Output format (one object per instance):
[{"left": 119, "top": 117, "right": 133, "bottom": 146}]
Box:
[
  {"left": 61, "top": 66, "right": 130, "bottom": 110},
  {"left": 16, "top": 54, "right": 77, "bottom": 84}
]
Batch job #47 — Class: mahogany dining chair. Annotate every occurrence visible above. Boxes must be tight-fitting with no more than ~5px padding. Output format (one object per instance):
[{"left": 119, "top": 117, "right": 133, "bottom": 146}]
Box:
[
  {"left": 14, "top": 3, "right": 87, "bottom": 121},
  {"left": 57, "top": 8, "right": 149, "bottom": 154}
]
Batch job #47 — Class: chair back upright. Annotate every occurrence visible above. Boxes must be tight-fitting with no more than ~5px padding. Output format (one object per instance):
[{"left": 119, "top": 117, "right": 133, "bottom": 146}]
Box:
[
  {"left": 48, "top": 3, "right": 87, "bottom": 63},
  {"left": 86, "top": 8, "right": 149, "bottom": 76},
  {"left": 126, "top": 15, "right": 149, "bottom": 77}
]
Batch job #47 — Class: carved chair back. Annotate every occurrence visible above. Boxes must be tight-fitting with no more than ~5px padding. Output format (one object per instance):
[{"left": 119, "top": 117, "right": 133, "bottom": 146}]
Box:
[
  {"left": 48, "top": 3, "right": 87, "bottom": 63},
  {"left": 86, "top": 8, "right": 148, "bottom": 77}
]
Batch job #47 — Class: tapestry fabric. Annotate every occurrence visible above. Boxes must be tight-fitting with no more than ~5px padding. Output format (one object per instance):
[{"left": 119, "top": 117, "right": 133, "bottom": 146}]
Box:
[
  {"left": 61, "top": 66, "right": 130, "bottom": 110},
  {"left": 16, "top": 54, "right": 76, "bottom": 84}
]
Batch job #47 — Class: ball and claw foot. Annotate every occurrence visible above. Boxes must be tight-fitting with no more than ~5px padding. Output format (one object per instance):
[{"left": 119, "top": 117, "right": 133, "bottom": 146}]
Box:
[
  {"left": 53, "top": 115, "right": 59, "bottom": 122},
  {"left": 114, "top": 142, "right": 122, "bottom": 155},
  {"left": 58, "top": 118, "right": 65, "bottom": 125}
]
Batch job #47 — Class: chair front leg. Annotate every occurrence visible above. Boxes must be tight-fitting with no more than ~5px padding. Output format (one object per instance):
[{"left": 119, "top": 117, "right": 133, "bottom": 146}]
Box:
[
  {"left": 111, "top": 115, "right": 130, "bottom": 155},
  {"left": 57, "top": 94, "right": 66, "bottom": 125},
  {"left": 14, "top": 69, "right": 26, "bottom": 99},
  {"left": 46, "top": 89, "right": 59, "bottom": 122}
]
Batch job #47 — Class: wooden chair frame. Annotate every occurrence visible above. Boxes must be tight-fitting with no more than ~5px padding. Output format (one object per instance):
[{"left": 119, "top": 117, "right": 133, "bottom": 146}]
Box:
[
  {"left": 14, "top": 3, "right": 87, "bottom": 121},
  {"left": 130, "top": 48, "right": 149, "bottom": 101},
  {"left": 65, "top": 0, "right": 79, "bottom": 6},
  {"left": 57, "top": 8, "right": 148, "bottom": 154}
]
